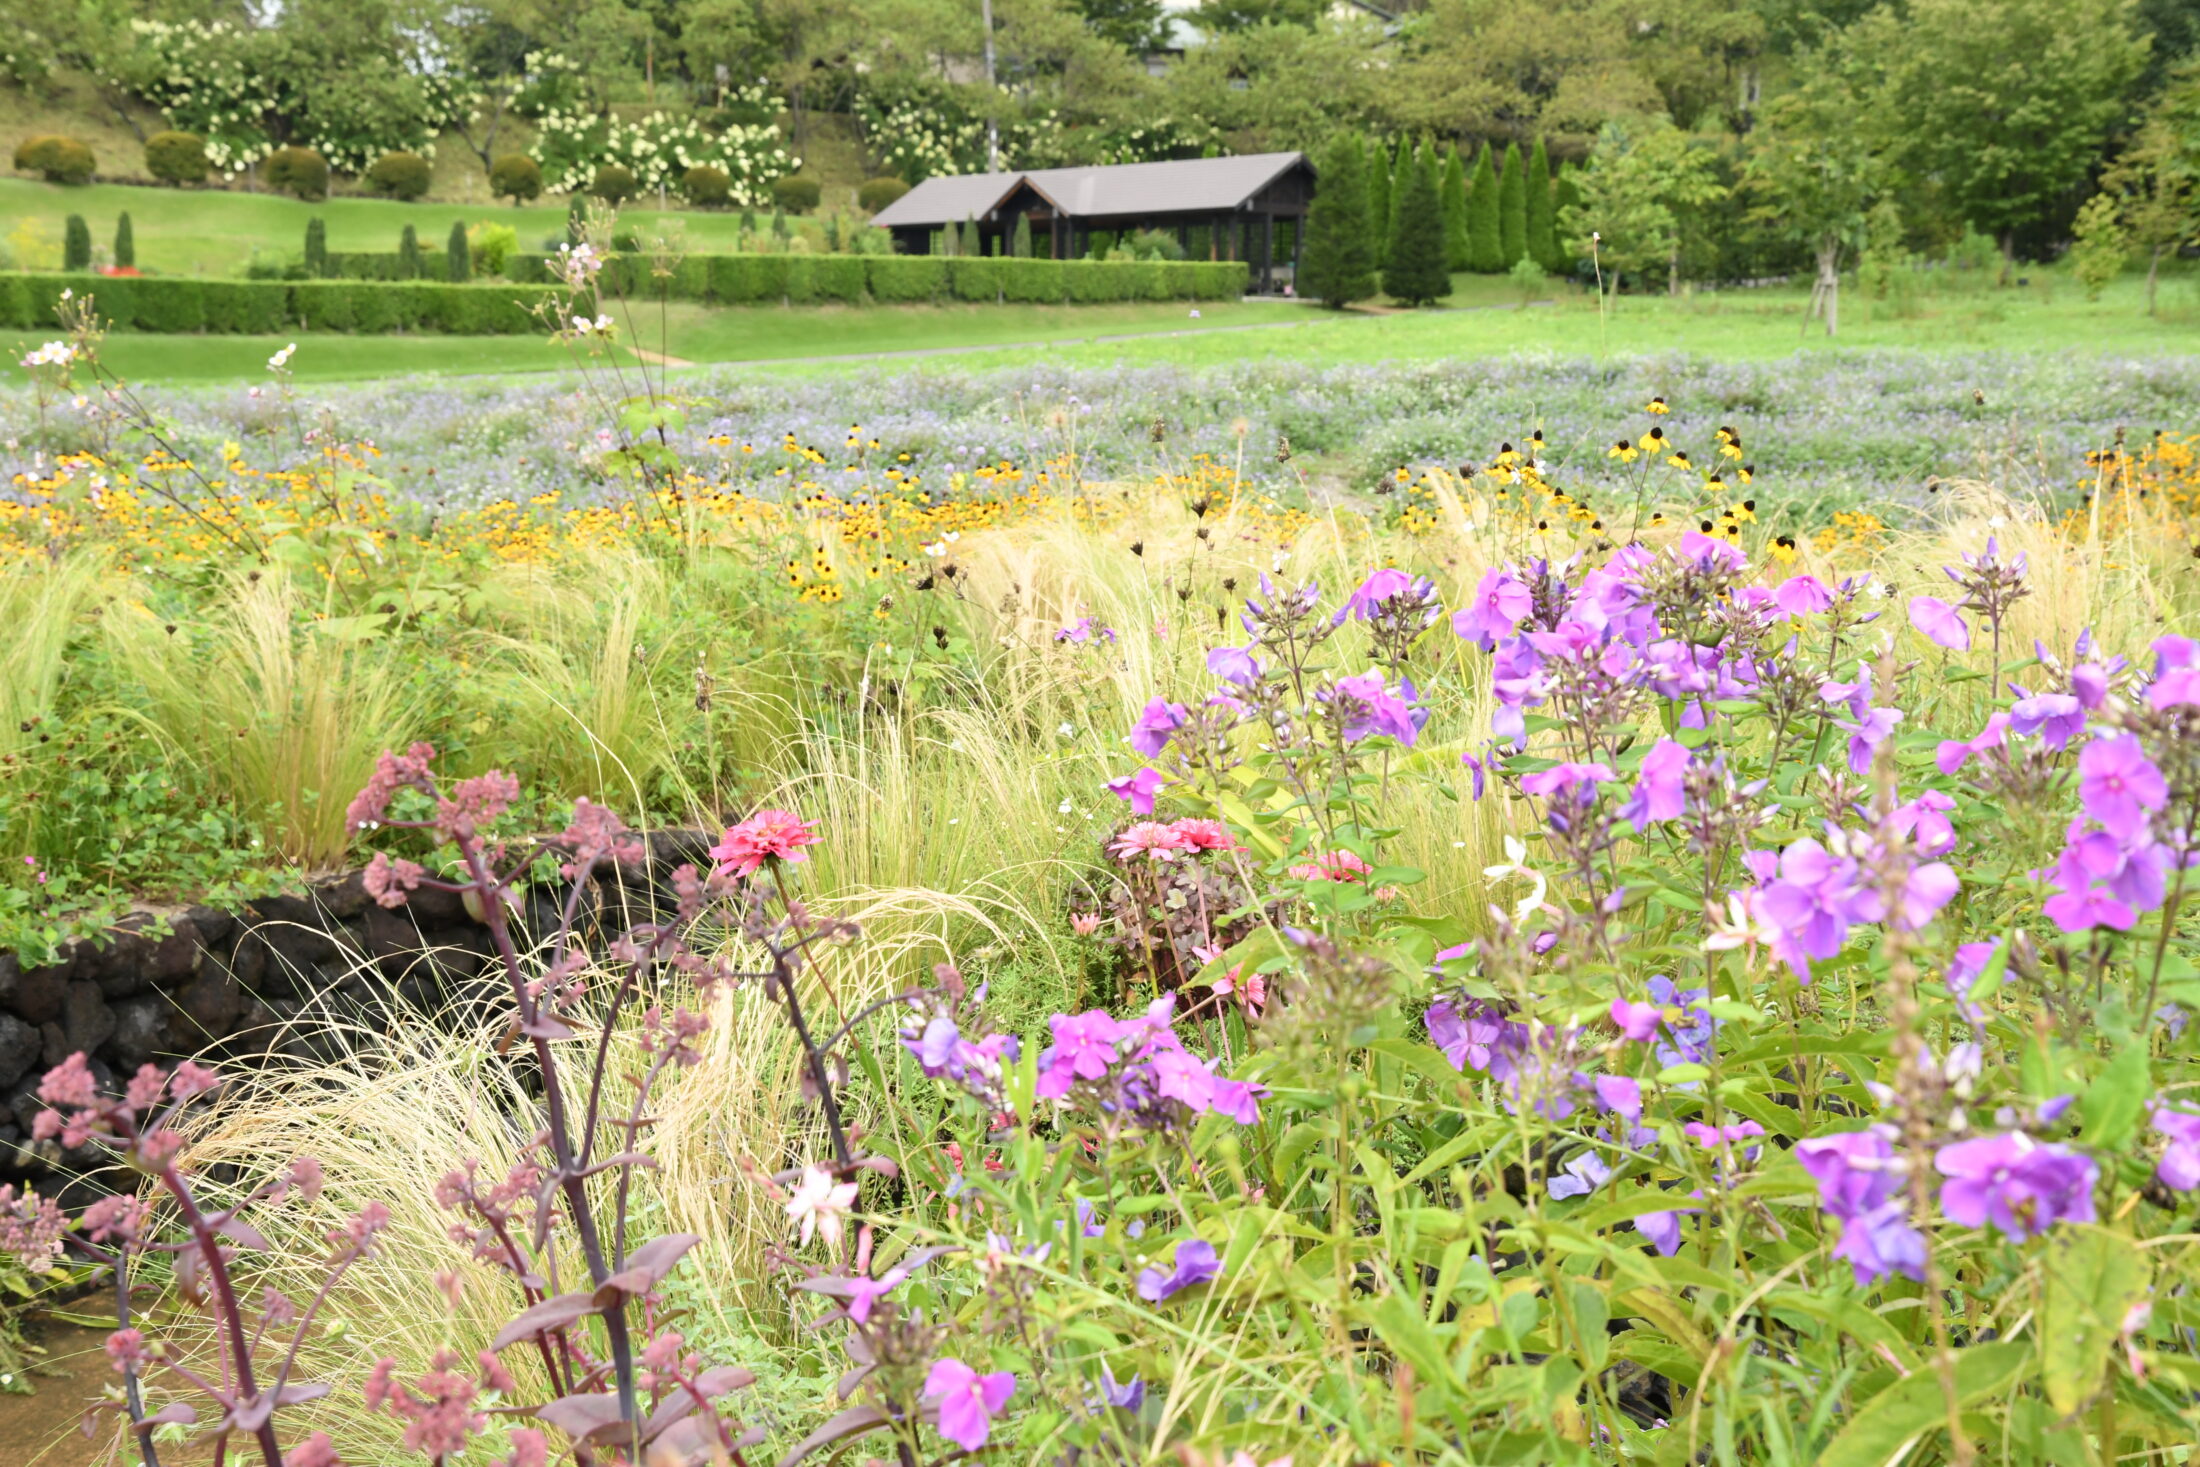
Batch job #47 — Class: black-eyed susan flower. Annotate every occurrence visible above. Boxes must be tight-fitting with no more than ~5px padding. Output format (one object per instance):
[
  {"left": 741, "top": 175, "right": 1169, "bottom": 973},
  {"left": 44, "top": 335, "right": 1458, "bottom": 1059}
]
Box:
[
  {"left": 1609, "top": 439, "right": 1637, "bottom": 462},
  {"left": 1646, "top": 396, "right": 1670, "bottom": 415}
]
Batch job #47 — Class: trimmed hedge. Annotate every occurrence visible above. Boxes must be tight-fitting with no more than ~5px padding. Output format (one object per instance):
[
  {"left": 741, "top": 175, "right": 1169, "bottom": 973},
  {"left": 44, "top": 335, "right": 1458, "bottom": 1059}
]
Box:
[
  {"left": 0, "top": 274, "right": 562, "bottom": 335},
  {"left": 865, "top": 257, "right": 950, "bottom": 303}
]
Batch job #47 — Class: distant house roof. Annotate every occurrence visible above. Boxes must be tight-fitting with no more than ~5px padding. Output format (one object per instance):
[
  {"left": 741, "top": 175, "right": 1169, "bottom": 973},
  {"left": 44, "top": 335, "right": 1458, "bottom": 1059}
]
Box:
[{"left": 870, "top": 153, "right": 1309, "bottom": 228}]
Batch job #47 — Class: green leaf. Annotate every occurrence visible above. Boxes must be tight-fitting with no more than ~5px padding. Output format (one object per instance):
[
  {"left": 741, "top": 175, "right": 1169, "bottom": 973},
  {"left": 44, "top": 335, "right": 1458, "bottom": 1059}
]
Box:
[
  {"left": 1352, "top": 1289, "right": 1455, "bottom": 1387},
  {"left": 1817, "top": 1340, "right": 2029, "bottom": 1467},
  {"left": 2039, "top": 1225, "right": 2150, "bottom": 1416},
  {"left": 2079, "top": 1046, "right": 2150, "bottom": 1152}
]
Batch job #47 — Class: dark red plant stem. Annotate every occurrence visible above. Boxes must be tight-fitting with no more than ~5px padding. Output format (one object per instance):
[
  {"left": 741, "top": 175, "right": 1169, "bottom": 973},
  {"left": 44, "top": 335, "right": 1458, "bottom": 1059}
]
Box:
[{"left": 152, "top": 1162, "right": 283, "bottom": 1467}]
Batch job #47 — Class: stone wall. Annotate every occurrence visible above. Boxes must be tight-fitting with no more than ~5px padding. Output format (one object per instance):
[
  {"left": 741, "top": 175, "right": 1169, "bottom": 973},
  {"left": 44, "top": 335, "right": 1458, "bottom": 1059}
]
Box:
[{"left": 0, "top": 831, "right": 713, "bottom": 1185}]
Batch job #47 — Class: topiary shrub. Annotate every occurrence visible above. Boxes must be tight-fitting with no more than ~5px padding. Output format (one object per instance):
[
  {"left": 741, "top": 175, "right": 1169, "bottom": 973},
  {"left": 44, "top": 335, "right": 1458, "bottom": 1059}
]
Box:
[
  {"left": 772, "top": 174, "right": 822, "bottom": 214},
  {"left": 857, "top": 176, "right": 909, "bottom": 213},
  {"left": 144, "top": 131, "right": 208, "bottom": 186},
  {"left": 113, "top": 212, "right": 134, "bottom": 269},
  {"left": 63, "top": 214, "right": 91, "bottom": 270},
  {"left": 490, "top": 153, "right": 542, "bottom": 205},
  {"left": 264, "top": 146, "right": 329, "bottom": 201},
  {"left": 683, "top": 164, "right": 731, "bottom": 208},
  {"left": 304, "top": 218, "right": 328, "bottom": 277},
  {"left": 589, "top": 164, "right": 635, "bottom": 206},
  {"left": 364, "top": 151, "right": 432, "bottom": 201},
  {"left": 468, "top": 221, "right": 519, "bottom": 278},
  {"left": 446, "top": 220, "right": 471, "bottom": 283},
  {"left": 14, "top": 135, "right": 96, "bottom": 185}
]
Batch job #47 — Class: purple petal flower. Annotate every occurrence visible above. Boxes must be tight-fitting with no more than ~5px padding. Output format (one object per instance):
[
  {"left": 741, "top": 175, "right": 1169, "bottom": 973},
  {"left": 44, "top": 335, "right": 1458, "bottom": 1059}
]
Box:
[
  {"left": 1336, "top": 566, "right": 1417, "bottom": 622},
  {"left": 2010, "top": 692, "right": 2086, "bottom": 749},
  {"left": 2078, "top": 736, "right": 2167, "bottom": 839},
  {"left": 1937, "top": 712, "right": 2009, "bottom": 775},
  {"left": 1946, "top": 939, "right": 2000, "bottom": 1024},
  {"left": 1594, "top": 1075, "right": 1642, "bottom": 1121},
  {"left": 1549, "top": 1150, "right": 1613, "bottom": 1199},
  {"left": 1796, "top": 1128, "right": 1899, "bottom": 1218},
  {"left": 1935, "top": 1132, "right": 2097, "bottom": 1241},
  {"left": 1096, "top": 1364, "right": 1145, "bottom": 1412},
  {"left": 1460, "top": 751, "right": 1487, "bottom": 800},
  {"left": 2153, "top": 1110, "right": 2200, "bottom": 1191},
  {"left": 1129, "top": 698, "right": 1189, "bottom": 757},
  {"left": 1326, "top": 669, "right": 1422, "bottom": 745},
  {"left": 1453, "top": 568, "right": 1532, "bottom": 649},
  {"left": 1830, "top": 1201, "right": 1929, "bottom": 1286},
  {"left": 924, "top": 1359, "right": 1016, "bottom": 1452},
  {"left": 1774, "top": 574, "right": 1833, "bottom": 617},
  {"left": 1136, "top": 1238, "right": 1220, "bottom": 1301},
  {"left": 1520, "top": 761, "right": 1616, "bottom": 798},
  {"left": 1205, "top": 645, "right": 1262, "bottom": 684},
  {"left": 1622, "top": 738, "right": 1691, "bottom": 831},
  {"left": 1105, "top": 767, "right": 1164, "bottom": 815},
  {"left": 1908, "top": 595, "right": 1971, "bottom": 651},
  {"left": 1610, "top": 999, "right": 1663, "bottom": 1042},
  {"left": 1634, "top": 1208, "right": 1691, "bottom": 1256}
]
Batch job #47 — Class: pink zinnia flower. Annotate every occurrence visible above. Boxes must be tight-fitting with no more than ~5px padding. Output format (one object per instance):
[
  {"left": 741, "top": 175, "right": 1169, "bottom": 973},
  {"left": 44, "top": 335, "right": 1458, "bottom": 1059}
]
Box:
[
  {"left": 1290, "top": 849, "right": 1372, "bottom": 883},
  {"left": 709, "top": 808, "right": 822, "bottom": 878},
  {"left": 1110, "top": 821, "right": 1192, "bottom": 862},
  {"left": 1169, "top": 817, "right": 1237, "bottom": 851}
]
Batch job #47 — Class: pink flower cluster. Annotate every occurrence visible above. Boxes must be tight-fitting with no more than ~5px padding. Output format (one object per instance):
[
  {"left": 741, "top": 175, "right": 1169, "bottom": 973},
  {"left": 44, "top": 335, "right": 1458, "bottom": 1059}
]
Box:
[
  {"left": 708, "top": 807, "right": 823, "bottom": 878},
  {"left": 1108, "top": 817, "right": 1237, "bottom": 863},
  {"left": 1037, "top": 997, "right": 1265, "bottom": 1125}
]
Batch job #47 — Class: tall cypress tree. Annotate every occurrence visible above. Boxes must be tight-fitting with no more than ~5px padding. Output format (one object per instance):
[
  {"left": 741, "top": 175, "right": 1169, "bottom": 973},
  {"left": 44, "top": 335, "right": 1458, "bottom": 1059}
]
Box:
[
  {"left": 1386, "top": 135, "right": 1411, "bottom": 270},
  {"left": 304, "top": 217, "right": 328, "bottom": 277},
  {"left": 1467, "top": 143, "right": 1502, "bottom": 273},
  {"left": 1525, "top": 136, "right": 1559, "bottom": 272},
  {"left": 1385, "top": 136, "right": 1449, "bottom": 306},
  {"left": 1498, "top": 141, "right": 1527, "bottom": 268},
  {"left": 113, "top": 212, "right": 134, "bottom": 269},
  {"left": 961, "top": 216, "right": 981, "bottom": 256},
  {"left": 1366, "top": 135, "right": 1392, "bottom": 269},
  {"left": 1013, "top": 214, "right": 1032, "bottom": 258},
  {"left": 1441, "top": 145, "right": 1469, "bottom": 272},
  {"left": 399, "top": 223, "right": 421, "bottom": 279},
  {"left": 63, "top": 215, "right": 90, "bottom": 271},
  {"left": 1302, "top": 131, "right": 1375, "bottom": 308},
  {"left": 447, "top": 220, "right": 472, "bottom": 282}
]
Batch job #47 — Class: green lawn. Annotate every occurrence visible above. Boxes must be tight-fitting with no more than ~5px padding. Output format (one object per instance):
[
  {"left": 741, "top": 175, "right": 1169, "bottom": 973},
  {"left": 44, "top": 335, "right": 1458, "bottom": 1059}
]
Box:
[{"left": 0, "top": 176, "right": 757, "bottom": 276}]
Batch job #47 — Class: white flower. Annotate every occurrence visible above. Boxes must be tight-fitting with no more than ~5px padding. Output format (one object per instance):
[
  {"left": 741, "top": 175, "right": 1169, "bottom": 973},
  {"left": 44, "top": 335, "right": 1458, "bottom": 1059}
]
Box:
[
  {"left": 267, "top": 343, "right": 296, "bottom": 371},
  {"left": 784, "top": 1165, "right": 858, "bottom": 1251},
  {"left": 20, "top": 340, "right": 73, "bottom": 368}
]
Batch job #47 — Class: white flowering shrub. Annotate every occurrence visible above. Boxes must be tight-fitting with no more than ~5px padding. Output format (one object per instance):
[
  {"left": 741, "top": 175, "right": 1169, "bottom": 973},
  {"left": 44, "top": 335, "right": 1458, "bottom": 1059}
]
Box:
[
  {"left": 856, "top": 87, "right": 1067, "bottom": 181},
  {"left": 111, "top": 20, "right": 280, "bottom": 177},
  {"left": 532, "top": 83, "right": 796, "bottom": 205}
]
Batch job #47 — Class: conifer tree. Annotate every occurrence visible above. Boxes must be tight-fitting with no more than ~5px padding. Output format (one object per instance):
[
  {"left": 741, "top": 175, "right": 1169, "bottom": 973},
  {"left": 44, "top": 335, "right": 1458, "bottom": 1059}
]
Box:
[
  {"left": 63, "top": 214, "right": 91, "bottom": 271},
  {"left": 1367, "top": 135, "right": 1392, "bottom": 269},
  {"left": 113, "top": 212, "right": 134, "bottom": 269},
  {"left": 1441, "top": 145, "right": 1469, "bottom": 271},
  {"left": 1499, "top": 141, "right": 1527, "bottom": 267},
  {"left": 399, "top": 223, "right": 421, "bottom": 279},
  {"left": 1467, "top": 142, "right": 1503, "bottom": 273},
  {"left": 1302, "top": 131, "right": 1375, "bottom": 308},
  {"left": 961, "top": 216, "right": 982, "bottom": 256},
  {"left": 1013, "top": 214, "right": 1032, "bottom": 258},
  {"left": 1526, "top": 136, "right": 1560, "bottom": 271},
  {"left": 304, "top": 217, "right": 328, "bottom": 277},
  {"left": 1385, "top": 137, "right": 1450, "bottom": 306},
  {"left": 1386, "top": 135, "right": 1411, "bottom": 268},
  {"left": 447, "top": 220, "right": 471, "bottom": 282}
]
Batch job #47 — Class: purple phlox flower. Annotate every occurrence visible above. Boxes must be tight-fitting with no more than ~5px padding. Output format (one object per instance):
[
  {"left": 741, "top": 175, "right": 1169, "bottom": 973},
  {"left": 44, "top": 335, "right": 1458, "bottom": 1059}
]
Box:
[
  {"left": 923, "top": 1359, "right": 1016, "bottom": 1452},
  {"left": 1106, "top": 767, "right": 1164, "bottom": 815},
  {"left": 1908, "top": 595, "right": 1971, "bottom": 651},
  {"left": 1520, "top": 761, "right": 1616, "bottom": 799},
  {"left": 1891, "top": 790, "right": 1958, "bottom": 856},
  {"left": 1677, "top": 529, "right": 1747, "bottom": 571},
  {"left": 1796, "top": 1127, "right": 1900, "bottom": 1218},
  {"left": 1074, "top": 1198, "right": 1104, "bottom": 1238},
  {"left": 1819, "top": 666, "right": 1873, "bottom": 721},
  {"left": 2154, "top": 665, "right": 2200, "bottom": 710},
  {"left": 1645, "top": 975, "right": 1719, "bottom": 1069},
  {"left": 2159, "top": 1004, "right": 2190, "bottom": 1041},
  {"left": 1549, "top": 1149, "right": 1614, "bottom": 1199},
  {"left": 1427, "top": 997, "right": 1529, "bottom": 1079},
  {"left": 1634, "top": 1204, "right": 1700, "bottom": 1256},
  {"left": 2042, "top": 820, "right": 2168, "bottom": 933},
  {"left": 2156, "top": 633, "right": 2197, "bottom": 673},
  {"left": 1206, "top": 644, "right": 1262, "bottom": 684},
  {"left": 1774, "top": 574, "right": 1833, "bottom": 618},
  {"left": 1094, "top": 1365, "right": 1145, "bottom": 1413},
  {"left": 1831, "top": 1201, "right": 1929, "bottom": 1286},
  {"left": 1454, "top": 568, "right": 1533, "bottom": 649},
  {"left": 1325, "top": 669, "right": 1422, "bottom": 745},
  {"left": 908, "top": 1014, "right": 960, "bottom": 1072},
  {"left": 2079, "top": 736, "right": 2168, "bottom": 838},
  {"left": 2009, "top": 691, "right": 2086, "bottom": 749},
  {"left": 1055, "top": 617, "right": 1116, "bottom": 645},
  {"left": 842, "top": 1264, "right": 911, "bottom": 1324},
  {"left": 1149, "top": 1045, "right": 1218, "bottom": 1113},
  {"left": 1209, "top": 1076, "right": 1267, "bottom": 1125},
  {"left": 1037, "top": 1010, "right": 1126, "bottom": 1098},
  {"left": 2072, "top": 661, "right": 2111, "bottom": 709},
  {"left": 1129, "top": 697, "right": 1189, "bottom": 758},
  {"left": 1683, "top": 1119, "right": 1766, "bottom": 1152},
  {"left": 1753, "top": 837, "right": 1866, "bottom": 976},
  {"left": 1594, "top": 1075, "right": 1643, "bottom": 1122},
  {"left": 1336, "top": 566, "right": 1419, "bottom": 623},
  {"left": 1836, "top": 705, "right": 1903, "bottom": 775},
  {"left": 1136, "top": 1238, "right": 1220, "bottom": 1302},
  {"left": 1946, "top": 939, "right": 2000, "bottom": 1025},
  {"left": 1611, "top": 998, "right": 1663, "bottom": 1042},
  {"left": 2152, "top": 1109, "right": 2200, "bottom": 1191},
  {"left": 1936, "top": 712, "right": 2009, "bottom": 775},
  {"left": 1935, "top": 1132, "right": 2098, "bottom": 1242},
  {"left": 1460, "top": 750, "right": 1487, "bottom": 800},
  {"left": 1622, "top": 737, "right": 1691, "bottom": 832},
  {"left": 2035, "top": 1093, "right": 2077, "bottom": 1127}
]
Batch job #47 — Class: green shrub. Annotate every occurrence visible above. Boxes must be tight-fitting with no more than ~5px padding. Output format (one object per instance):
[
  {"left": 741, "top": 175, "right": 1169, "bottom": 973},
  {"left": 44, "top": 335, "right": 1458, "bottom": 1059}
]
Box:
[
  {"left": 1063, "top": 260, "right": 1120, "bottom": 303},
  {"left": 264, "top": 146, "right": 329, "bottom": 202},
  {"left": 131, "top": 278, "right": 203, "bottom": 332},
  {"left": 857, "top": 176, "right": 910, "bottom": 213},
  {"left": 304, "top": 218, "right": 328, "bottom": 278},
  {"left": 113, "top": 212, "right": 134, "bottom": 269},
  {"left": 63, "top": 214, "right": 90, "bottom": 271},
  {"left": 292, "top": 282, "right": 353, "bottom": 331},
  {"left": 706, "top": 254, "right": 767, "bottom": 304},
  {"left": 806, "top": 255, "right": 866, "bottom": 304},
  {"left": 347, "top": 281, "right": 404, "bottom": 332},
  {"left": 13, "top": 135, "right": 95, "bottom": 185},
  {"left": 866, "top": 256, "right": 945, "bottom": 303},
  {"left": 86, "top": 275, "right": 135, "bottom": 323},
  {"left": 143, "top": 131, "right": 207, "bottom": 186},
  {"left": 683, "top": 165, "right": 731, "bottom": 208},
  {"left": 490, "top": 154, "right": 542, "bottom": 205},
  {"left": 200, "top": 280, "right": 290, "bottom": 333},
  {"left": 589, "top": 164, "right": 636, "bottom": 205},
  {"left": 469, "top": 222, "right": 519, "bottom": 279},
  {"left": 1125, "top": 229, "right": 1186, "bottom": 262},
  {"left": 772, "top": 175, "right": 823, "bottom": 214},
  {"left": 996, "top": 258, "right": 1065, "bottom": 304},
  {"left": 0, "top": 275, "right": 28, "bottom": 329},
  {"left": 447, "top": 221, "right": 471, "bottom": 283},
  {"left": 365, "top": 151, "right": 432, "bottom": 201},
  {"left": 399, "top": 224, "right": 421, "bottom": 279},
  {"left": 948, "top": 257, "right": 1000, "bottom": 303}
]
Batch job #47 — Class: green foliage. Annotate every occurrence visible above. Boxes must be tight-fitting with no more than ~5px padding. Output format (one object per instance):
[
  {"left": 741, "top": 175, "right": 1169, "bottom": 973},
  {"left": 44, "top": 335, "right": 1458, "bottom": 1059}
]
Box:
[
  {"left": 113, "top": 211, "right": 134, "bottom": 270},
  {"left": 467, "top": 222, "right": 519, "bottom": 279},
  {"left": 13, "top": 135, "right": 96, "bottom": 186},
  {"left": 1467, "top": 141, "right": 1503, "bottom": 273},
  {"left": 1562, "top": 118, "right": 1727, "bottom": 293},
  {"left": 864, "top": 255, "right": 948, "bottom": 303},
  {"left": 446, "top": 220, "right": 471, "bottom": 283},
  {"left": 589, "top": 164, "right": 636, "bottom": 206},
  {"left": 858, "top": 176, "right": 911, "bottom": 214},
  {"left": 143, "top": 131, "right": 208, "bottom": 186},
  {"left": 1302, "top": 130, "right": 1376, "bottom": 308},
  {"left": 949, "top": 256, "right": 1002, "bottom": 302},
  {"left": 398, "top": 224, "right": 421, "bottom": 280},
  {"left": 303, "top": 217, "right": 328, "bottom": 279},
  {"left": 960, "top": 216, "right": 982, "bottom": 257},
  {"left": 364, "top": 152, "right": 431, "bottom": 202},
  {"left": 63, "top": 214, "right": 90, "bottom": 272},
  {"left": 2070, "top": 192, "right": 2131, "bottom": 299},
  {"left": 490, "top": 154, "right": 544, "bottom": 206},
  {"left": 1367, "top": 133, "right": 1393, "bottom": 269},
  {"left": 1385, "top": 134, "right": 1411, "bottom": 270},
  {"left": 1013, "top": 214, "right": 1033, "bottom": 259},
  {"left": 1384, "top": 138, "right": 1450, "bottom": 306},
  {"left": 1526, "top": 136, "right": 1559, "bottom": 271},
  {"left": 1498, "top": 140, "right": 1527, "bottom": 267},
  {"left": 1441, "top": 144, "right": 1470, "bottom": 272},
  {"left": 683, "top": 165, "right": 732, "bottom": 208},
  {"left": 772, "top": 175, "right": 822, "bottom": 213},
  {"left": 264, "top": 147, "right": 329, "bottom": 203}
]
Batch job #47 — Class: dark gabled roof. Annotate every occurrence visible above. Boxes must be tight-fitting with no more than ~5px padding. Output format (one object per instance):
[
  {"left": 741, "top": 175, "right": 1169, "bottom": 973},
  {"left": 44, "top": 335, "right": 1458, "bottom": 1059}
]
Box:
[{"left": 869, "top": 153, "right": 1309, "bottom": 228}]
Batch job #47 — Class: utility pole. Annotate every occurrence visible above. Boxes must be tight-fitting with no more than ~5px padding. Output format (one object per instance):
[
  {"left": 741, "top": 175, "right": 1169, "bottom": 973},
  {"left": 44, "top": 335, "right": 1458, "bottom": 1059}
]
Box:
[{"left": 981, "top": 0, "right": 999, "bottom": 171}]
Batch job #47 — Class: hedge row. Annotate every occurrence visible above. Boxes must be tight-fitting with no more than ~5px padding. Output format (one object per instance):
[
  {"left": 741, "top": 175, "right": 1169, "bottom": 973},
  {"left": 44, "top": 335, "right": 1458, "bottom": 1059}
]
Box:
[
  {"left": 0, "top": 275, "right": 564, "bottom": 335},
  {"left": 326, "top": 254, "right": 1249, "bottom": 305}
]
